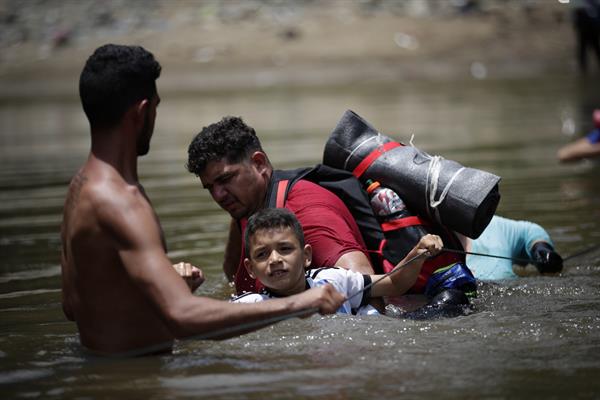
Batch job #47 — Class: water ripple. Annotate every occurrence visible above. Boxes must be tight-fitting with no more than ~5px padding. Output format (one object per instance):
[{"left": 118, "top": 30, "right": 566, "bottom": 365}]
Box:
[{"left": 0, "top": 368, "right": 54, "bottom": 385}]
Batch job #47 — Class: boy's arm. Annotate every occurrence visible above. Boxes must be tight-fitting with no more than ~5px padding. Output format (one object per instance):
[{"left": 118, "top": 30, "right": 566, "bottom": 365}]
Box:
[{"left": 369, "top": 234, "right": 443, "bottom": 298}]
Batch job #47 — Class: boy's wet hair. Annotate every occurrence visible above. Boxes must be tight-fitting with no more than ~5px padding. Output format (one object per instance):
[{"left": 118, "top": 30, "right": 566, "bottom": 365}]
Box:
[
  {"left": 187, "top": 116, "right": 264, "bottom": 176},
  {"left": 79, "top": 44, "right": 161, "bottom": 129},
  {"left": 244, "top": 208, "right": 305, "bottom": 258}
]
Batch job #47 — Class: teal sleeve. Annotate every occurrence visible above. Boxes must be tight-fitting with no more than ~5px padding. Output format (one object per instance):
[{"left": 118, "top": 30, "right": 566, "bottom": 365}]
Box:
[{"left": 467, "top": 216, "right": 552, "bottom": 280}]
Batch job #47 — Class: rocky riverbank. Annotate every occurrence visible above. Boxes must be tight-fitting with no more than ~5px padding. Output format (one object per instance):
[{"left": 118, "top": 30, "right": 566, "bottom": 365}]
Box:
[{"left": 0, "top": 0, "right": 578, "bottom": 98}]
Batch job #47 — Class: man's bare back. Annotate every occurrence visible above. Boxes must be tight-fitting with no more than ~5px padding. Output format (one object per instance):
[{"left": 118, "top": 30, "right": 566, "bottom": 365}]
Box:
[{"left": 61, "top": 161, "right": 177, "bottom": 353}]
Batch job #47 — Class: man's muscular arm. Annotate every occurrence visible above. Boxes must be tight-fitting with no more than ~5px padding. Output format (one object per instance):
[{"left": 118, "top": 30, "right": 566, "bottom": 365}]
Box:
[{"left": 101, "top": 188, "right": 343, "bottom": 341}]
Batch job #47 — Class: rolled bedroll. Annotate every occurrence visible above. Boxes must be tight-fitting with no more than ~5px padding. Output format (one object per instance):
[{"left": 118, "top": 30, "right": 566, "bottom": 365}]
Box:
[{"left": 322, "top": 109, "right": 501, "bottom": 239}]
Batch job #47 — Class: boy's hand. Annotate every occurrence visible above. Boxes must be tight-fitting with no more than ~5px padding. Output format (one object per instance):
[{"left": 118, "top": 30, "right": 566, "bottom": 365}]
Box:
[
  {"left": 416, "top": 234, "right": 443, "bottom": 258},
  {"left": 173, "top": 262, "right": 205, "bottom": 292},
  {"left": 296, "top": 284, "right": 345, "bottom": 316}
]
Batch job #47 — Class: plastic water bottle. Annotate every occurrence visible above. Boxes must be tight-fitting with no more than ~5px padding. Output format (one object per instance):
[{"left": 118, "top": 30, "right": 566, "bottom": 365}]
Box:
[
  {"left": 365, "top": 179, "right": 428, "bottom": 262},
  {"left": 365, "top": 180, "right": 407, "bottom": 219}
]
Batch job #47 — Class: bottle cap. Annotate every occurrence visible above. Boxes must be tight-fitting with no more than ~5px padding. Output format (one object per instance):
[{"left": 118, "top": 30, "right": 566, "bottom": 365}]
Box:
[{"left": 366, "top": 180, "right": 380, "bottom": 194}]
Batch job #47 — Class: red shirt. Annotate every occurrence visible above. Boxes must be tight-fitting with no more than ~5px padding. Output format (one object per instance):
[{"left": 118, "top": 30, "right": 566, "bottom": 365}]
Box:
[{"left": 233, "top": 180, "right": 369, "bottom": 294}]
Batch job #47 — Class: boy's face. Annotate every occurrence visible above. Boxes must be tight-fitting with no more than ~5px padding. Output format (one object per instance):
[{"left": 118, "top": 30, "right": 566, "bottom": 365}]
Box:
[{"left": 244, "top": 226, "right": 312, "bottom": 296}]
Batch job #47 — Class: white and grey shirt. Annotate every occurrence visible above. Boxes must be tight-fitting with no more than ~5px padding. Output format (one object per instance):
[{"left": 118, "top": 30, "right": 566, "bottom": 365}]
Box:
[{"left": 232, "top": 267, "right": 379, "bottom": 316}]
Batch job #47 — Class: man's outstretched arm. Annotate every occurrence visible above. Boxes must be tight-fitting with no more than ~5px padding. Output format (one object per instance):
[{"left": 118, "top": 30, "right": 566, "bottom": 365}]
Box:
[{"left": 106, "top": 191, "right": 344, "bottom": 341}]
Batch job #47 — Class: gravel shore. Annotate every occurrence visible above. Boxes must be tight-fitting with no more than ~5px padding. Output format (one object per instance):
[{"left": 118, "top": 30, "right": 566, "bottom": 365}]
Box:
[{"left": 0, "top": 0, "right": 578, "bottom": 98}]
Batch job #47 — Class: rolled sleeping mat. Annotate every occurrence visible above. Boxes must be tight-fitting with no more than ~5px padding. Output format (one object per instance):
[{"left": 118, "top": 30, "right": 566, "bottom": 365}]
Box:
[{"left": 322, "top": 109, "right": 501, "bottom": 239}]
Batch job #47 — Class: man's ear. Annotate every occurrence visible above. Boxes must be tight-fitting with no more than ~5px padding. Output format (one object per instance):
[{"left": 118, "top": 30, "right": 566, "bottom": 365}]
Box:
[
  {"left": 243, "top": 258, "right": 256, "bottom": 279},
  {"left": 303, "top": 244, "right": 313, "bottom": 269},
  {"left": 133, "top": 98, "right": 149, "bottom": 129},
  {"left": 250, "top": 151, "right": 270, "bottom": 174}
]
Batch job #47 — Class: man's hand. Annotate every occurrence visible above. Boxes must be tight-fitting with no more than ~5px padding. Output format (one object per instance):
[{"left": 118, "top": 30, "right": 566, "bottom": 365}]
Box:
[
  {"left": 415, "top": 234, "right": 443, "bottom": 258},
  {"left": 532, "top": 241, "right": 563, "bottom": 274},
  {"left": 293, "top": 284, "right": 345, "bottom": 316},
  {"left": 172, "top": 262, "right": 205, "bottom": 292}
]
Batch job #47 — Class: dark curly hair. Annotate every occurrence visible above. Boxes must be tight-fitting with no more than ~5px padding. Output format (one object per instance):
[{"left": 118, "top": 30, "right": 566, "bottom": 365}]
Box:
[
  {"left": 187, "top": 116, "right": 264, "bottom": 176},
  {"left": 244, "top": 208, "right": 305, "bottom": 259},
  {"left": 79, "top": 44, "right": 161, "bottom": 129}
]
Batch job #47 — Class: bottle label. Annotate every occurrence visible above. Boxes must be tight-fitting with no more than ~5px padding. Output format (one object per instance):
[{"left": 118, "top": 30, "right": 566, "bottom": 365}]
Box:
[{"left": 372, "top": 188, "right": 405, "bottom": 216}]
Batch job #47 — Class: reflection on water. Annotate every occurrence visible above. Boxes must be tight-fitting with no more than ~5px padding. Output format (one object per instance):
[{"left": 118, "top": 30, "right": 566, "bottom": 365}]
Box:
[{"left": 1, "top": 76, "right": 599, "bottom": 398}]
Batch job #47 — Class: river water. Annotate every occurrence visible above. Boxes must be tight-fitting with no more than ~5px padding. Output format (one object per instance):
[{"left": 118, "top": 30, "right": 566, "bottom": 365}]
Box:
[{"left": 1, "top": 75, "right": 599, "bottom": 399}]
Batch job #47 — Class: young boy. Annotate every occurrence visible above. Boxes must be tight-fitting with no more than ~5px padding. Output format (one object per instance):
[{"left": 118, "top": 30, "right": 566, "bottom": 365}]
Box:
[{"left": 233, "top": 208, "right": 443, "bottom": 315}]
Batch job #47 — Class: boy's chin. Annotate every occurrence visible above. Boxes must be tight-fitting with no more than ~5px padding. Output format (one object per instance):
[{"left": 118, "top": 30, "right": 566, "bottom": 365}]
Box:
[
  {"left": 262, "top": 270, "right": 304, "bottom": 295},
  {"left": 265, "top": 280, "right": 296, "bottom": 295},
  {"left": 266, "top": 283, "right": 292, "bottom": 294}
]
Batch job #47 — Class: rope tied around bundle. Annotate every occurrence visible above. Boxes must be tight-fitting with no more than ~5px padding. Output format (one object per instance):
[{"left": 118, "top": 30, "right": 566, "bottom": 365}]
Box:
[{"left": 408, "top": 135, "right": 466, "bottom": 226}]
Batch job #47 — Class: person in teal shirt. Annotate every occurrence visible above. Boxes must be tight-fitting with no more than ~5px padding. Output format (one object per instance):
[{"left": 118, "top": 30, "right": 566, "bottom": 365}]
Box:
[{"left": 466, "top": 215, "right": 563, "bottom": 281}]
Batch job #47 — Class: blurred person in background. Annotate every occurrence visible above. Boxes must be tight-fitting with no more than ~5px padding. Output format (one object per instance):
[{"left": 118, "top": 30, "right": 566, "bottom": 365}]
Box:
[
  {"left": 558, "top": 108, "right": 600, "bottom": 162},
  {"left": 572, "top": 0, "right": 600, "bottom": 74}
]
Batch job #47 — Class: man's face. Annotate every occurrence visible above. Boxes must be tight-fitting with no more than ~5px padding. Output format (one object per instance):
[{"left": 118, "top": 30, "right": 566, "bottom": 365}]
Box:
[
  {"left": 137, "top": 94, "right": 160, "bottom": 156},
  {"left": 244, "top": 226, "right": 311, "bottom": 296},
  {"left": 199, "top": 155, "right": 268, "bottom": 219}
]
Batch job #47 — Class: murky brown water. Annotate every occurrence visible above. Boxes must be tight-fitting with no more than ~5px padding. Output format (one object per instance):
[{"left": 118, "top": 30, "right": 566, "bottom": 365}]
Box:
[{"left": 1, "top": 75, "right": 599, "bottom": 399}]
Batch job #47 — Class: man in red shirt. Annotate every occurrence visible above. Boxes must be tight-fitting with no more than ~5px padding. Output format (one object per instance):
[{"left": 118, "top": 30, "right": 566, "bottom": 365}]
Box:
[{"left": 187, "top": 116, "right": 377, "bottom": 295}]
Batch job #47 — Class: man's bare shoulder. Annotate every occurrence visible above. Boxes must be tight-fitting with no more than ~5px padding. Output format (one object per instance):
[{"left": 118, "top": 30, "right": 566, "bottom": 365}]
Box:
[{"left": 66, "top": 166, "right": 150, "bottom": 229}]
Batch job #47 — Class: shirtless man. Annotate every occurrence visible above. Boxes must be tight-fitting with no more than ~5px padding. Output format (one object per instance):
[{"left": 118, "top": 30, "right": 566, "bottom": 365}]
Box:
[{"left": 60, "top": 44, "right": 344, "bottom": 356}]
